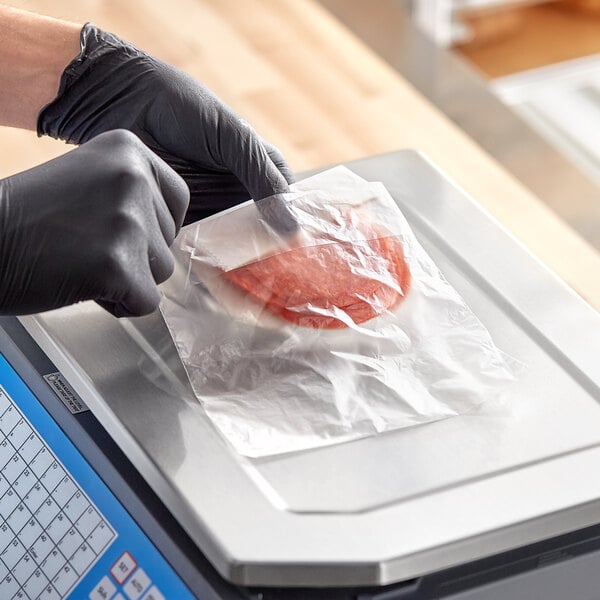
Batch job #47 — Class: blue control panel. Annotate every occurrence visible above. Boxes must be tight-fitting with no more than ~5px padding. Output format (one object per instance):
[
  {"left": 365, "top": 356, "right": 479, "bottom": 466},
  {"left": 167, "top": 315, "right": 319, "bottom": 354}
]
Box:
[{"left": 0, "top": 353, "right": 196, "bottom": 600}]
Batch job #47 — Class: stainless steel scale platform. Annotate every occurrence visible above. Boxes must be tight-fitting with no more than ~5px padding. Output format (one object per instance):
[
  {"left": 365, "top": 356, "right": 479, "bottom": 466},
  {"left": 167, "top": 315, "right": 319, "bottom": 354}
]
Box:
[{"left": 20, "top": 150, "right": 600, "bottom": 589}]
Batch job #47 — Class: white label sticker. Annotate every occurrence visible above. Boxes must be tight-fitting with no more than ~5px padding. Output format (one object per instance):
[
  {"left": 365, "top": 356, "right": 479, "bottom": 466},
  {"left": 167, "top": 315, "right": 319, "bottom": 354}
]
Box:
[{"left": 43, "top": 373, "right": 89, "bottom": 414}]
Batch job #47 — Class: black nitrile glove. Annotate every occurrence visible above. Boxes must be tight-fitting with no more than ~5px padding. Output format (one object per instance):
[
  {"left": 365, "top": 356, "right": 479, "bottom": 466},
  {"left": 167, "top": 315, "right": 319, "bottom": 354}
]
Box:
[
  {"left": 0, "top": 130, "right": 189, "bottom": 317},
  {"left": 38, "top": 23, "right": 296, "bottom": 233}
]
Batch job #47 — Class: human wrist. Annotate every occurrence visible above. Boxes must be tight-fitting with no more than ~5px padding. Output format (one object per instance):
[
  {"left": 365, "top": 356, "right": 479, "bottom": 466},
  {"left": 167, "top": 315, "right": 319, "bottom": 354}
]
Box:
[
  {"left": 38, "top": 23, "right": 150, "bottom": 143},
  {"left": 0, "top": 6, "right": 81, "bottom": 130}
]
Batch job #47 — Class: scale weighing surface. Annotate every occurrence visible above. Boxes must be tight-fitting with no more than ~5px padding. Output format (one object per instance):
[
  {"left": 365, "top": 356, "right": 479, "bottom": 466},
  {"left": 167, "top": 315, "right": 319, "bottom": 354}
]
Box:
[{"left": 1, "top": 151, "right": 600, "bottom": 598}]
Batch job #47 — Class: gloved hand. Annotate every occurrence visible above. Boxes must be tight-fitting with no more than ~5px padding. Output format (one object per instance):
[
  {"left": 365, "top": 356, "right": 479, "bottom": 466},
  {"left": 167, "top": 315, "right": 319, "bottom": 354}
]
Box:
[
  {"left": 38, "top": 23, "right": 296, "bottom": 233},
  {"left": 0, "top": 129, "right": 189, "bottom": 317}
]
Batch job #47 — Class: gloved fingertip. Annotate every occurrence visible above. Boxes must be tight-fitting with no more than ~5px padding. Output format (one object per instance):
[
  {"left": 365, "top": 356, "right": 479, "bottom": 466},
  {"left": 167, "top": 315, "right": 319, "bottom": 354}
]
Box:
[
  {"left": 262, "top": 139, "right": 295, "bottom": 185},
  {"left": 96, "top": 299, "right": 123, "bottom": 318},
  {"left": 279, "top": 164, "right": 295, "bottom": 186},
  {"left": 96, "top": 287, "right": 161, "bottom": 318},
  {"left": 255, "top": 194, "right": 299, "bottom": 236}
]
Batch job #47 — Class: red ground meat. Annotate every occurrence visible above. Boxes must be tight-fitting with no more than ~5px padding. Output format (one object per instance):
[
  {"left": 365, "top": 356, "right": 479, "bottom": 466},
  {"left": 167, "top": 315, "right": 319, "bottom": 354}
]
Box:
[{"left": 223, "top": 226, "right": 411, "bottom": 329}]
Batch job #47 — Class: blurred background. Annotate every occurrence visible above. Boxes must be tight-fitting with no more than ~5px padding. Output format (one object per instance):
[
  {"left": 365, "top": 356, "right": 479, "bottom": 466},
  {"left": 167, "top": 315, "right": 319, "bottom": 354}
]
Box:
[
  {"left": 326, "top": 0, "right": 600, "bottom": 252},
  {"left": 1, "top": 0, "right": 599, "bottom": 307}
]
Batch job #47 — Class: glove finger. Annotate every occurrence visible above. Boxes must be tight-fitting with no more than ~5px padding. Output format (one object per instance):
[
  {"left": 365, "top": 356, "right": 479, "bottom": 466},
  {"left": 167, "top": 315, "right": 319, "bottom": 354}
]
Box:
[
  {"left": 144, "top": 146, "right": 190, "bottom": 235},
  {"left": 261, "top": 139, "right": 295, "bottom": 185},
  {"left": 148, "top": 235, "right": 175, "bottom": 285},
  {"left": 95, "top": 299, "right": 125, "bottom": 318},
  {"left": 254, "top": 193, "right": 298, "bottom": 237},
  {"left": 183, "top": 171, "right": 250, "bottom": 226},
  {"left": 221, "top": 122, "right": 298, "bottom": 235},
  {"left": 96, "top": 255, "right": 162, "bottom": 318}
]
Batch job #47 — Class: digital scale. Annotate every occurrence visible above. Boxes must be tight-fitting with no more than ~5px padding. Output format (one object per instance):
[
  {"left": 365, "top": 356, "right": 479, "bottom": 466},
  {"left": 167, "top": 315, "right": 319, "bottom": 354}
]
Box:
[
  {"left": 1, "top": 151, "right": 600, "bottom": 599},
  {"left": 0, "top": 344, "right": 194, "bottom": 600}
]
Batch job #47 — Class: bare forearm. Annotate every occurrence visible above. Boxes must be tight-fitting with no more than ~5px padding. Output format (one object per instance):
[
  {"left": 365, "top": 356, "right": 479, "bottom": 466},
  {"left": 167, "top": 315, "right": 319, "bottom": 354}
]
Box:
[{"left": 0, "top": 5, "right": 80, "bottom": 130}]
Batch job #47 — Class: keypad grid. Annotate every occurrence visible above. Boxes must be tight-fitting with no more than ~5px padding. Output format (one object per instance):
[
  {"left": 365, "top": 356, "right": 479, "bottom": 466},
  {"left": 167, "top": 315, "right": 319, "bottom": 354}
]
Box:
[{"left": 0, "top": 385, "right": 116, "bottom": 599}]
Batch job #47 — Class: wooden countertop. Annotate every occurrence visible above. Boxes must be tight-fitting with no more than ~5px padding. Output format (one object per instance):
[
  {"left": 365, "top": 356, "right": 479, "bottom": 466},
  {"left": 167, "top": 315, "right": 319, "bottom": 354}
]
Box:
[{"left": 2, "top": 0, "right": 600, "bottom": 310}]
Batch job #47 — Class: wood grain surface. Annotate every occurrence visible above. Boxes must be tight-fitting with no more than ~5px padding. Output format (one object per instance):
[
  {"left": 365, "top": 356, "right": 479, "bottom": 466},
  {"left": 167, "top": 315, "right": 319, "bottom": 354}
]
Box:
[
  {"left": 1, "top": 0, "right": 599, "bottom": 309},
  {"left": 458, "top": 2, "right": 600, "bottom": 77}
]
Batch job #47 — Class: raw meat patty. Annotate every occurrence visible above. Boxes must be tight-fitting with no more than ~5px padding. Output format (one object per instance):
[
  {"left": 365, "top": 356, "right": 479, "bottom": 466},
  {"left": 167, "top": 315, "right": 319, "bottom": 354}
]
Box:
[{"left": 222, "top": 222, "right": 411, "bottom": 329}]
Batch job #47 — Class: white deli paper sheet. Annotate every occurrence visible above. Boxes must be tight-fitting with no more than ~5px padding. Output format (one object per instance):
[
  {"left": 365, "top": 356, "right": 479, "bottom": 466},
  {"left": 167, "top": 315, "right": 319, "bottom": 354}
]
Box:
[{"left": 160, "top": 167, "right": 518, "bottom": 457}]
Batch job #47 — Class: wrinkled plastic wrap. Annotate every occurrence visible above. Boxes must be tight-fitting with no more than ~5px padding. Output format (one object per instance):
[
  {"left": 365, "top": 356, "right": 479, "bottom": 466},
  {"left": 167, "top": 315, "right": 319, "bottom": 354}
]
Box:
[{"left": 160, "top": 167, "right": 518, "bottom": 457}]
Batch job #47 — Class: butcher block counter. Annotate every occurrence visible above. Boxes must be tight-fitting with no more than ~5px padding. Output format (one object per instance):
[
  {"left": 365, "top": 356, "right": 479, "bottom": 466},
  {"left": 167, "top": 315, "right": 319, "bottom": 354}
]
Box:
[{"left": 1, "top": 0, "right": 599, "bottom": 310}]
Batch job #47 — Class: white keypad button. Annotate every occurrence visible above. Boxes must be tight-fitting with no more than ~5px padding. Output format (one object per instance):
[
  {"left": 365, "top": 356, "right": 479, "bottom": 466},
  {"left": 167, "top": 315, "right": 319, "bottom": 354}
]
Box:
[
  {"left": 88, "top": 574, "right": 117, "bottom": 600},
  {"left": 1, "top": 538, "right": 26, "bottom": 570},
  {"left": 13, "top": 466, "right": 36, "bottom": 498},
  {"left": 0, "top": 438, "right": 15, "bottom": 469},
  {"left": 46, "top": 511, "right": 71, "bottom": 544},
  {"left": 40, "top": 461, "right": 65, "bottom": 493},
  {"left": 30, "top": 447, "right": 53, "bottom": 478},
  {"left": 22, "top": 567, "right": 48, "bottom": 599},
  {"left": 75, "top": 506, "right": 101, "bottom": 538},
  {"left": 12, "top": 551, "right": 35, "bottom": 584},
  {"left": 141, "top": 586, "right": 166, "bottom": 600},
  {"left": 23, "top": 481, "right": 47, "bottom": 513},
  {"left": 34, "top": 497, "right": 60, "bottom": 528},
  {"left": 64, "top": 490, "right": 88, "bottom": 522},
  {"left": 0, "top": 473, "right": 10, "bottom": 497},
  {"left": 7, "top": 502, "right": 32, "bottom": 533},
  {"left": 57, "top": 526, "right": 84, "bottom": 561},
  {"left": 2, "top": 452, "right": 26, "bottom": 484},
  {"left": 8, "top": 420, "right": 32, "bottom": 450},
  {"left": 0, "top": 389, "right": 11, "bottom": 412},
  {"left": 18, "top": 433, "right": 42, "bottom": 463},
  {"left": 123, "top": 567, "right": 151, "bottom": 600},
  {"left": 0, "top": 488, "right": 20, "bottom": 516},
  {"left": 0, "top": 405, "right": 21, "bottom": 434},
  {"left": 37, "top": 582, "right": 61, "bottom": 600},
  {"left": 30, "top": 532, "right": 53, "bottom": 564},
  {"left": 0, "top": 573, "right": 20, "bottom": 598},
  {"left": 18, "top": 517, "right": 43, "bottom": 550},
  {"left": 0, "top": 559, "right": 8, "bottom": 580},
  {"left": 70, "top": 542, "right": 95, "bottom": 574},
  {"left": 40, "top": 548, "right": 66, "bottom": 580},
  {"left": 51, "top": 563, "right": 77, "bottom": 596},
  {"left": 88, "top": 520, "right": 113, "bottom": 553},
  {"left": 52, "top": 476, "right": 77, "bottom": 506},
  {"left": 111, "top": 551, "right": 137, "bottom": 584},
  {"left": 0, "top": 521, "right": 14, "bottom": 552}
]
